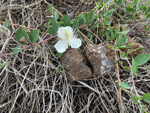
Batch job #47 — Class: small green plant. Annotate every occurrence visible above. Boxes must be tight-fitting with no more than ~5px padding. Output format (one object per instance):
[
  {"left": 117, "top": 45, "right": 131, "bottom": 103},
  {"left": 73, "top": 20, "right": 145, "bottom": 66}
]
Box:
[
  {"left": 119, "top": 54, "right": 150, "bottom": 110},
  {"left": 13, "top": 27, "right": 40, "bottom": 54}
]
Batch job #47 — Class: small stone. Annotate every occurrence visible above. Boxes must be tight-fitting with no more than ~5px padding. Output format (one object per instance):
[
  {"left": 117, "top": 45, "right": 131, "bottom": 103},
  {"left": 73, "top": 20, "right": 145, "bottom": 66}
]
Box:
[
  {"left": 60, "top": 48, "right": 92, "bottom": 82},
  {"left": 85, "top": 44, "right": 115, "bottom": 75},
  {"left": 102, "top": 43, "right": 115, "bottom": 63},
  {"left": 142, "top": 38, "right": 150, "bottom": 53}
]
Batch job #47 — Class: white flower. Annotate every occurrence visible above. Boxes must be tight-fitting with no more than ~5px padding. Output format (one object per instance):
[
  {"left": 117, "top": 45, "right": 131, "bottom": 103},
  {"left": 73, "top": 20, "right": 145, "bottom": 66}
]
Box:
[{"left": 54, "top": 26, "right": 82, "bottom": 53}]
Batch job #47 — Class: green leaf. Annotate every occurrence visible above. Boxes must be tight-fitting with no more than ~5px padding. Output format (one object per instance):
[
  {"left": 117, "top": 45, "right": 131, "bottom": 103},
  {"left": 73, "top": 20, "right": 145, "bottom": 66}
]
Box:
[
  {"left": 135, "top": 54, "right": 150, "bottom": 66},
  {"left": 127, "top": 43, "right": 134, "bottom": 47},
  {"left": 126, "top": 7, "right": 135, "bottom": 12},
  {"left": 54, "top": 10, "right": 59, "bottom": 20},
  {"left": 113, "top": 33, "right": 119, "bottom": 39},
  {"left": 145, "top": 8, "right": 150, "bottom": 15},
  {"left": 132, "top": 58, "right": 137, "bottom": 75},
  {"left": 79, "top": 16, "right": 84, "bottom": 25},
  {"left": 114, "top": 38, "right": 118, "bottom": 47},
  {"left": 57, "top": 65, "right": 64, "bottom": 72},
  {"left": 120, "top": 35, "right": 128, "bottom": 45},
  {"left": 104, "top": 0, "right": 110, "bottom": 4},
  {"left": 12, "top": 46, "right": 22, "bottom": 55},
  {"left": 120, "top": 60, "right": 131, "bottom": 70},
  {"left": 105, "top": 9, "right": 115, "bottom": 18},
  {"left": 49, "top": 4, "right": 53, "bottom": 15},
  {"left": 136, "top": 0, "right": 141, "bottom": 11},
  {"left": 56, "top": 53, "right": 63, "bottom": 58},
  {"left": 131, "top": 95, "right": 142, "bottom": 104},
  {"left": 29, "top": 29, "right": 39, "bottom": 44},
  {"left": 3, "top": 21, "right": 9, "bottom": 28},
  {"left": 48, "top": 18, "right": 58, "bottom": 35},
  {"left": 87, "top": 32, "right": 93, "bottom": 37},
  {"left": 86, "top": 10, "right": 94, "bottom": 24},
  {"left": 126, "top": 14, "right": 132, "bottom": 19},
  {"left": 117, "top": 0, "right": 123, "bottom": 6},
  {"left": 146, "top": 13, "right": 150, "bottom": 18},
  {"left": 106, "top": 21, "right": 111, "bottom": 25},
  {"left": 61, "top": 15, "right": 71, "bottom": 26},
  {"left": 119, "top": 29, "right": 129, "bottom": 35},
  {"left": 143, "top": 93, "right": 150, "bottom": 103},
  {"left": 119, "top": 9, "right": 124, "bottom": 15},
  {"left": 58, "top": 21, "right": 64, "bottom": 26},
  {"left": 50, "top": 51, "right": 54, "bottom": 55},
  {"left": 106, "top": 33, "right": 110, "bottom": 41},
  {"left": 72, "top": 19, "right": 79, "bottom": 30},
  {"left": 115, "top": 37, "right": 120, "bottom": 48},
  {"left": 15, "top": 27, "right": 28, "bottom": 44},
  {"left": 119, "top": 51, "right": 127, "bottom": 59},
  {"left": 119, "top": 82, "right": 131, "bottom": 89},
  {"left": 89, "top": 10, "right": 94, "bottom": 19},
  {"left": 103, "top": 3, "right": 107, "bottom": 9}
]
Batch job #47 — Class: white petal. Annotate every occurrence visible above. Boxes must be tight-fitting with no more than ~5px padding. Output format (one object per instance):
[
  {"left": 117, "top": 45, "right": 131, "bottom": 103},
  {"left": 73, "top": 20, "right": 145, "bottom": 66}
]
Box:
[
  {"left": 68, "top": 38, "right": 82, "bottom": 48},
  {"left": 54, "top": 40, "right": 68, "bottom": 53},
  {"left": 58, "top": 27, "right": 66, "bottom": 39},
  {"left": 64, "top": 26, "right": 74, "bottom": 36},
  {"left": 58, "top": 26, "right": 74, "bottom": 40}
]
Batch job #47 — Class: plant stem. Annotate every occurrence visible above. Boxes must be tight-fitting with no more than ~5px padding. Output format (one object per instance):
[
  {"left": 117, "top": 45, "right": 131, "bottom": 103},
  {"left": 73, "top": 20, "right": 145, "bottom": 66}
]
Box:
[
  {"left": 125, "top": 58, "right": 139, "bottom": 96},
  {"left": 0, "top": 52, "right": 13, "bottom": 57},
  {"left": 125, "top": 57, "right": 142, "bottom": 113},
  {"left": 0, "top": 35, "right": 58, "bottom": 57},
  {"left": 23, "top": 35, "right": 57, "bottom": 49}
]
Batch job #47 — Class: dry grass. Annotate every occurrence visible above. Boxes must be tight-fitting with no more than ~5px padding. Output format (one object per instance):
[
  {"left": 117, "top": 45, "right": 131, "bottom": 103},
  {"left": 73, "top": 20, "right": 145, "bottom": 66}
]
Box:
[{"left": 0, "top": 0, "right": 150, "bottom": 113}]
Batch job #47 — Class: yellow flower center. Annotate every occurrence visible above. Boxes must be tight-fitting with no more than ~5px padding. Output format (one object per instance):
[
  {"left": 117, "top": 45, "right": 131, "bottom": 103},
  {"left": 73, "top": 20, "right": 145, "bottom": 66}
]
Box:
[{"left": 65, "top": 30, "right": 69, "bottom": 41}]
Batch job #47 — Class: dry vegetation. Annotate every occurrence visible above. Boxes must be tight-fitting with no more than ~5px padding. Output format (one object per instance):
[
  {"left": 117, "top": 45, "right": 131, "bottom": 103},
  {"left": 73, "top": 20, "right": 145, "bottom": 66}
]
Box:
[{"left": 0, "top": 0, "right": 150, "bottom": 113}]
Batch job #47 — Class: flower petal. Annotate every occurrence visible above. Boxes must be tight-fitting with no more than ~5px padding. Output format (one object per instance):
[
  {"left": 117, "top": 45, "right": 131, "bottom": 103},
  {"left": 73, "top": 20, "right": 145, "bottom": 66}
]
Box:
[
  {"left": 54, "top": 40, "right": 68, "bottom": 53},
  {"left": 58, "top": 27, "right": 66, "bottom": 39},
  {"left": 64, "top": 26, "right": 74, "bottom": 36},
  {"left": 58, "top": 26, "right": 74, "bottom": 40},
  {"left": 68, "top": 38, "right": 82, "bottom": 48}
]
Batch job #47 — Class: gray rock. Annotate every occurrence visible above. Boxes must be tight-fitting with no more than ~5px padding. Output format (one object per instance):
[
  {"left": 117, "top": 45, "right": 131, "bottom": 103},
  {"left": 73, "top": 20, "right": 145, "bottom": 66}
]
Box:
[{"left": 85, "top": 44, "right": 114, "bottom": 75}]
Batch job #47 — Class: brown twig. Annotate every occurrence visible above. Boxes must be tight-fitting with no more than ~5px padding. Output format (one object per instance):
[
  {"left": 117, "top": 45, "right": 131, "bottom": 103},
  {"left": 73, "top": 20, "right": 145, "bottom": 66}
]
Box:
[{"left": 115, "top": 51, "right": 124, "bottom": 113}]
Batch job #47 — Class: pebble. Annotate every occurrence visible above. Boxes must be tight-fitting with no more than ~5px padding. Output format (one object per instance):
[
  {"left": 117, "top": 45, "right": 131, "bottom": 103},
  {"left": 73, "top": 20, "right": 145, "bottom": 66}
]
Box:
[
  {"left": 142, "top": 38, "right": 150, "bottom": 53},
  {"left": 85, "top": 44, "right": 115, "bottom": 75},
  {"left": 60, "top": 48, "right": 92, "bottom": 81}
]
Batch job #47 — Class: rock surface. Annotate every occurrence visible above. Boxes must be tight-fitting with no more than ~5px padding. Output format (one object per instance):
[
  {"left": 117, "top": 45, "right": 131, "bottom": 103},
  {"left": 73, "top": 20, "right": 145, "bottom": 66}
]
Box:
[
  {"left": 142, "top": 38, "right": 150, "bottom": 53},
  {"left": 85, "top": 44, "right": 115, "bottom": 75},
  {"left": 60, "top": 38, "right": 145, "bottom": 82},
  {"left": 60, "top": 48, "right": 92, "bottom": 81}
]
